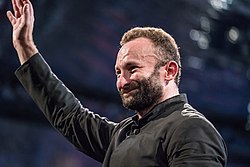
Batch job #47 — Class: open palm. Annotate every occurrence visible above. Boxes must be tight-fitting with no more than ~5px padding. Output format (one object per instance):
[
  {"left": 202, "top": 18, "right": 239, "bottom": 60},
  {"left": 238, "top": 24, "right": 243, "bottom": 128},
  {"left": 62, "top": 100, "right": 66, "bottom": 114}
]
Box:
[
  {"left": 7, "top": 0, "right": 37, "bottom": 64},
  {"left": 7, "top": 0, "right": 34, "bottom": 48}
]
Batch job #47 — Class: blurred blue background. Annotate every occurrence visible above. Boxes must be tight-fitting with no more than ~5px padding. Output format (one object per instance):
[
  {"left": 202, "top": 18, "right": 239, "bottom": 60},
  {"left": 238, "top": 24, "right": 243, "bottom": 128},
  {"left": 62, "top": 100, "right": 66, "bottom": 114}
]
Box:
[{"left": 0, "top": 0, "right": 250, "bottom": 166}]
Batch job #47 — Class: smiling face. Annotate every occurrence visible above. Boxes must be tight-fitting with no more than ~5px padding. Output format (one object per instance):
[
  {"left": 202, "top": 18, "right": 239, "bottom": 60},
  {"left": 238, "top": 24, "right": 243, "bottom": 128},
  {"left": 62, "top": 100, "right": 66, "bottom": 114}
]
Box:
[{"left": 115, "top": 37, "right": 165, "bottom": 112}]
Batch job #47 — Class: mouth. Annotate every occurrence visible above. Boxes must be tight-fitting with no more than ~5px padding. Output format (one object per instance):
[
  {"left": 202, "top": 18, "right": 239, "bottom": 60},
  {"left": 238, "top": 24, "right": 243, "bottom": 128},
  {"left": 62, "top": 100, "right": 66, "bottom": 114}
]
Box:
[
  {"left": 120, "top": 81, "right": 139, "bottom": 97},
  {"left": 122, "top": 88, "right": 138, "bottom": 97}
]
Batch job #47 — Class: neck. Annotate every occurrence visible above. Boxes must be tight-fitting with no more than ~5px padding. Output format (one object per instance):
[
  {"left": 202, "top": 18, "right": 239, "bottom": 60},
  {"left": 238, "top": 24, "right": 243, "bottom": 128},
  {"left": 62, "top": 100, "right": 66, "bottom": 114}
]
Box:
[{"left": 136, "top": 85, "right": 179, "bottom": 119}]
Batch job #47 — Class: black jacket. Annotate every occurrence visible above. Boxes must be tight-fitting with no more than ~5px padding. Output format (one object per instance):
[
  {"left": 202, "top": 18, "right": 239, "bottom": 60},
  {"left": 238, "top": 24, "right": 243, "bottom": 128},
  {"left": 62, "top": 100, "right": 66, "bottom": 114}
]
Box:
[{"left": 15, "top": 53, "right": 227, "bottom": 167}]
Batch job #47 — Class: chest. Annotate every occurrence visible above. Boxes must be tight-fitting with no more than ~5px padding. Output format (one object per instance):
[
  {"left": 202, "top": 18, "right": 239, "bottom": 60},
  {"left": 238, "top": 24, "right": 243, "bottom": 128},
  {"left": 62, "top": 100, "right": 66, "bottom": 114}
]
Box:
[{"left": 106, "top": 120, "right": 170, "bottom": 167}]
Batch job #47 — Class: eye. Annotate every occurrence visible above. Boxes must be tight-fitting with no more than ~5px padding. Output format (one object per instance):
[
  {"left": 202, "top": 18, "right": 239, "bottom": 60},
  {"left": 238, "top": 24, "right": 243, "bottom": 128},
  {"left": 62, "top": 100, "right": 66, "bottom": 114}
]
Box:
[
  {"left": 128, "top": 66, "right": 138, "bottom": 73},
  {"left": 115, "top": 70, "right": 121, "bottom": 78}
]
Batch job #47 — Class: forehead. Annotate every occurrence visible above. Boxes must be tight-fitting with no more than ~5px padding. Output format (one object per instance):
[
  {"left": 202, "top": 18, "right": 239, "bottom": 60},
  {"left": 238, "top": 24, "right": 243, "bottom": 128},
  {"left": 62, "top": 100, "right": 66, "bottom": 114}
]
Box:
[{"left": 116, "top": 38, "right": 157, "bottom": 67}]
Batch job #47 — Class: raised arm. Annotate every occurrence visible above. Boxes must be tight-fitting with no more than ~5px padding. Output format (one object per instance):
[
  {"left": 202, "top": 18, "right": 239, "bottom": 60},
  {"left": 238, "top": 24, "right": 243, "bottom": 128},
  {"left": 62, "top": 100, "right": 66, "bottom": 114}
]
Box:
[
  {"left": 7, "top": 0, "right": 38, "bottom": 64},
  {"left": 8, "top": 0, "right": 116, "bottom": 162}
]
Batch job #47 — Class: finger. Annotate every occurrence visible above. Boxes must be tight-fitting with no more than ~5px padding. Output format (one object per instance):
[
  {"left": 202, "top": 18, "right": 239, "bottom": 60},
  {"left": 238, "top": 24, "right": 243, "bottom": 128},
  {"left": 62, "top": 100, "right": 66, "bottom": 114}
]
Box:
[
  {"left": 24, "top": 0, "right": 33, "bottom": 20},
  {"left": 23, "top": 4, "right": 29, "bottom": 20},
  {"left": 13, "top": 0, "right": 24, "bottom": 17},
  {"left": 6, "top": 11, "right": 16, "bottom": 26},
  {"left": 12, "top": 0, "right": 18, "bottom": 10},
  {"left": 18, "top": 0, "right": 27, "bottom": 15},
  {"left": 20, "top": 0, "right": 29, "bottom": 9},
  {"left": 20, "top": 0, "right": 25, "bottom": 6},
  {"left": 12, "top": 0, "right": 19, "bottom": 16},
  {"left": 22, "top": 4, "right": 31, "bottom": 27},
  {"left": 16, "top": 0, "right": 22, "bottom": 9}
]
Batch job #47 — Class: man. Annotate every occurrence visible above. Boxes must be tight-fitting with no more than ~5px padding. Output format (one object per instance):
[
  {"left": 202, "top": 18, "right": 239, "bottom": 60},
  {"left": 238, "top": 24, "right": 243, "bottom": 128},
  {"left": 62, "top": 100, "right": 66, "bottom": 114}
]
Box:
[{"left": 7, "top": 0, "right": 227, "bottom": 166}]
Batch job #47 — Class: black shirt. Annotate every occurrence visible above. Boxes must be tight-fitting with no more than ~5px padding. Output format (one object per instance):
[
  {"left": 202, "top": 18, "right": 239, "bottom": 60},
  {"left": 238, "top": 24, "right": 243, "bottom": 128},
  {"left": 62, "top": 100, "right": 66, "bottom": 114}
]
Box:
[{"left": 15, "top": 53, "right": 227, "bottom": 167}]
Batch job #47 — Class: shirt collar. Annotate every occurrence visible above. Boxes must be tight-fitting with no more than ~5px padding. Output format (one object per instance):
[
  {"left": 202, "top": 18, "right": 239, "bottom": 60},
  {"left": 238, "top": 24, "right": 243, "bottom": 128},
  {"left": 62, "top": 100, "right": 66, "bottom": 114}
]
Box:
[{"left": 132, "top": 94, "right": 188, "bottom": 126}]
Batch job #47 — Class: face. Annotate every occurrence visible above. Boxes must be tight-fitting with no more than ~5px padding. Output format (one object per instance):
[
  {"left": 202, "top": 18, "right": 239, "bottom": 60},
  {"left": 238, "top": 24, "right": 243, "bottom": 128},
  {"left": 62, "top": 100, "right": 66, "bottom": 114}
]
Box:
[{"left": 115, "top": 38, "right": 164, "bottom": 111}]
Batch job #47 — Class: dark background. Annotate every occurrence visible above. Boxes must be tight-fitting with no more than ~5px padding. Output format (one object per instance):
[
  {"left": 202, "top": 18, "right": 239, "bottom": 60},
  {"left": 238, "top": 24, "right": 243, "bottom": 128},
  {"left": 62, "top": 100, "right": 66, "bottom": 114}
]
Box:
[{"left": 0, "top": 0, "right": 250, "bottom": 166}]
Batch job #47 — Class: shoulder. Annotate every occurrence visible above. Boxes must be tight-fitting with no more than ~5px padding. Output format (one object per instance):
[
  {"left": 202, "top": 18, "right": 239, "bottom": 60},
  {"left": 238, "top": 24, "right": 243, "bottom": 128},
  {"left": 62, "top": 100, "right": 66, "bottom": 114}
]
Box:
[
  {"left": 169, "top": 103, "right": 225, "bottom": 149},
  {"left": 179, "top": 103, "right": 217, "bottom": 133},
  {"left": 167, "top": 103, "right": 227, "bottom": 166}
]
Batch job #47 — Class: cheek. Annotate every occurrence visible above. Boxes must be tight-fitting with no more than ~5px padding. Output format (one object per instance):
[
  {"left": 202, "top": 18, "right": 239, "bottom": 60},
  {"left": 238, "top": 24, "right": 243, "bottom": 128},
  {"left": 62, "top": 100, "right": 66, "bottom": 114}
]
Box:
[
  {"left": 134, "top": 71, "right": 152, "bottom": 79},
  {"left": 130, "top": 73, "right": 143, "bottom": 82}
]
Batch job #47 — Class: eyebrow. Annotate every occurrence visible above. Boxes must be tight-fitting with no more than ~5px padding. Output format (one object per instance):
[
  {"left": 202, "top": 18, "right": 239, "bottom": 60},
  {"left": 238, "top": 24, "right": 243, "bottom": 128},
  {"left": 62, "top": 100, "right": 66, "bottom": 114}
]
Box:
[{"left": 115, "top": 61, "right": 140, "bottom": 72}]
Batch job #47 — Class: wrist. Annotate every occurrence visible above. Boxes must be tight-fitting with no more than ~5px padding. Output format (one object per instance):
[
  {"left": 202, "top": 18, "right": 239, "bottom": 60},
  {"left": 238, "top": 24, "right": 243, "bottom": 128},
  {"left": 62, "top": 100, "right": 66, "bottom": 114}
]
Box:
[{"left": 14, "top": 42, "right": 38, "bottom": 65}]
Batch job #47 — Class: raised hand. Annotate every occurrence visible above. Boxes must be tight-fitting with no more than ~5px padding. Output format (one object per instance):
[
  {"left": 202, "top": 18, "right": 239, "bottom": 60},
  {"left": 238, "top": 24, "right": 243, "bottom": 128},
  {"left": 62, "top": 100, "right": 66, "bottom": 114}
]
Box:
[{"left": 7, "top": 0, "right": 38, "bottom": 64}]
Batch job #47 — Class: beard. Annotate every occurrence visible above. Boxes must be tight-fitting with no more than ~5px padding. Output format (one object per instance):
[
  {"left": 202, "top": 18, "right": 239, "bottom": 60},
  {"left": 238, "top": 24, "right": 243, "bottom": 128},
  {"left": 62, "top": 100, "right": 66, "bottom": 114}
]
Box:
[{"left": 119, "top": 69, "right": 163, "bottom": 112}]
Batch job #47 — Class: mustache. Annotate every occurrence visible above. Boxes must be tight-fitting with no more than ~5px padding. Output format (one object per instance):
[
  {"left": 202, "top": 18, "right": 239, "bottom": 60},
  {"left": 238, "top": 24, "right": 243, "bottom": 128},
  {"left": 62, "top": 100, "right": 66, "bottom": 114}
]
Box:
[{"left": 119, "top": 81, "right": 139, "bottom": 94}]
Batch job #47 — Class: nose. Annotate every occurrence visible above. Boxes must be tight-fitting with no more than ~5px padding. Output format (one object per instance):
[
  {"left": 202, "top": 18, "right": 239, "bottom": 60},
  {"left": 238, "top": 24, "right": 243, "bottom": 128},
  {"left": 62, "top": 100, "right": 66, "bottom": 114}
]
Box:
[{"left": 116, "top": 73, "right": 131, "bottom": 91}]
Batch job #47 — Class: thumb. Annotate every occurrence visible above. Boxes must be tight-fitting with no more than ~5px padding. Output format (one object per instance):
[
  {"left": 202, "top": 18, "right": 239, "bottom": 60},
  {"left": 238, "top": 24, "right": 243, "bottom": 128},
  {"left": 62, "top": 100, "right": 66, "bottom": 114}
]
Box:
[{"left": 6, "top": 11, "right": 16, "bottom": 26}]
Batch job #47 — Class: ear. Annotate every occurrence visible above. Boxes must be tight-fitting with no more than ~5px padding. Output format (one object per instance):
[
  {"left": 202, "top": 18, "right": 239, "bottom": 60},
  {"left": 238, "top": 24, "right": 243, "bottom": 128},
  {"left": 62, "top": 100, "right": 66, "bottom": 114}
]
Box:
[{"left": 164, "top": 61, "right": 179, "bottom": 81}]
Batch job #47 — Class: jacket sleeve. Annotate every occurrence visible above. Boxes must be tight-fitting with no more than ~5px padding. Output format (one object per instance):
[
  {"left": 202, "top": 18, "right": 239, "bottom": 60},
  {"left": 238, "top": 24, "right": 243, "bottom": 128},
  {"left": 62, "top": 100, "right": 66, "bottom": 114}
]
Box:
[
  {"left": 167, "top": 117, "right": 227, "bottom": 167},
  {"left": 15, "top": 53, "right": 116, "bottom": 162}
]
